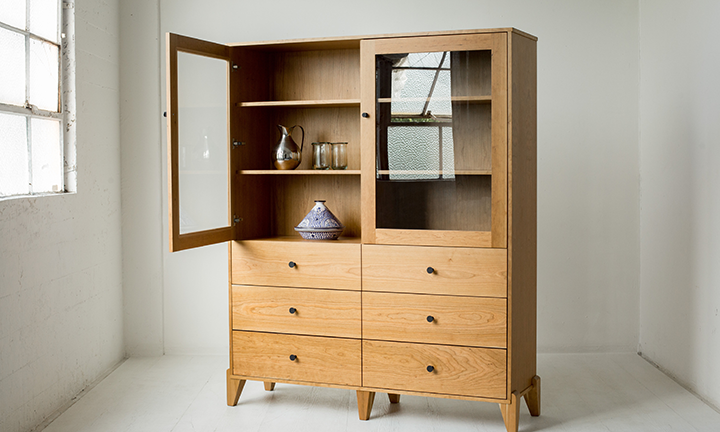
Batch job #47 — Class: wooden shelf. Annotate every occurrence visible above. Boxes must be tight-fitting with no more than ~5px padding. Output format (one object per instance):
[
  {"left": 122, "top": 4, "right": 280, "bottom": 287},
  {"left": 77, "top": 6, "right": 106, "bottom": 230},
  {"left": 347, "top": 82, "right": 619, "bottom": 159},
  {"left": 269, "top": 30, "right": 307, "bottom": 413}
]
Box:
[
  {"left": 377, "top": 169, "right": 491, "bottom": 176},
  {"left": 377, "top": 95, "right": 491, "bottom": 104},
  {"left": 245, "top": 235, "right": 361, "bottom": 244},
  {"left": 240, "top": 170, "right": 361, "bottom": 175},
  {"left": 237, "top": 99, "right": 361, "bottom": 108}
]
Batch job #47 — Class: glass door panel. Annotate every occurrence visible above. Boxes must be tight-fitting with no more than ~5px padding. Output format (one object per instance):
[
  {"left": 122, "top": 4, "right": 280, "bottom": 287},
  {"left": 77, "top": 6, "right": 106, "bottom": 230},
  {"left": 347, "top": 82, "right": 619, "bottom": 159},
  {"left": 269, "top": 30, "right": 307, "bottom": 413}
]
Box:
[
  {"left": 364, "top": 33, "right": 507, "bottom": 247},
  {"left": 167, "top": 33, "right": 234, "bottom": 251},
  {"left": 177, "top": 52, "right": 229, "bottom": 234}
]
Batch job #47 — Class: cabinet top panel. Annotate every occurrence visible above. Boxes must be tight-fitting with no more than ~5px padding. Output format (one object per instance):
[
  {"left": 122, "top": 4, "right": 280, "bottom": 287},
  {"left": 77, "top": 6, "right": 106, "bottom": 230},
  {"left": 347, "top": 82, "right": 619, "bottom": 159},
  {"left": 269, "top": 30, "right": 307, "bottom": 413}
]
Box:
[{"left": 226, "top": 28, "right": 536, "bottom": 51}]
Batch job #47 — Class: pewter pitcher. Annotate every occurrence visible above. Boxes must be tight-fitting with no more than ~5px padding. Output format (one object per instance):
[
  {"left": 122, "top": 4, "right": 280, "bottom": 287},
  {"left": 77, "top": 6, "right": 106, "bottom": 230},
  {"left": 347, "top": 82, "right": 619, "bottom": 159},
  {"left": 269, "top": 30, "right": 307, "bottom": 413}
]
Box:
[{"left": 272, "top": 124, "right": 305, "bottom": 170}]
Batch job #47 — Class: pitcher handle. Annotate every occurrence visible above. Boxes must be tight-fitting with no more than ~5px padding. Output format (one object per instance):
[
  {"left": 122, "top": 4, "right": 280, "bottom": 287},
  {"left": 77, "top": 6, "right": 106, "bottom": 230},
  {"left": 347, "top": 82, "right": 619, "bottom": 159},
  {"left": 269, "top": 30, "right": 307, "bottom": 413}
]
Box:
[{"left": 293, "top": 125, "right": 305, "bottom": 154}]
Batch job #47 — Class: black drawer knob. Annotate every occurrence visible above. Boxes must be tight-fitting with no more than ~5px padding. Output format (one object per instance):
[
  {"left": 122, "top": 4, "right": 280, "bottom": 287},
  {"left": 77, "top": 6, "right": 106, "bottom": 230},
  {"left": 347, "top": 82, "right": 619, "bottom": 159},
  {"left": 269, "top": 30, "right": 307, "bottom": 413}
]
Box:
[
  {"left": 426, "top": 365, "right": 435, "bottom": 373},
  {"left": 426, "top": 315, "right": 434, "bottom": 323},
  {"left": 427, "top": 267, "right": 434, "bottom": 274},
  {"left": 289, "top": 307, "right": 297, "bottom": 314},
  {"left": 289, "top": 261, "right": 296, "bottom": 268},
  {"left": 362, "top": 112, "right": 370, "bottom": 118},
  {"left": 289, "top": 354, "right": 297, "bottom": 361}
]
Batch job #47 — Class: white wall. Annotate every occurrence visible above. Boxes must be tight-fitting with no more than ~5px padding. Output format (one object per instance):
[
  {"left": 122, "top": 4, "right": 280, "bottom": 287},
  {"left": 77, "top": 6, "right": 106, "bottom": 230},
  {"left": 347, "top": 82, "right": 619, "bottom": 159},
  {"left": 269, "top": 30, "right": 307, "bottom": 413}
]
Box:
[
  {"left": 144, "top": 0, "right": 641, "bottom": 355},
  {"left": 120, "top": 0, "right": 165, "bottom": 357},
  {"left": 639, "top": 0, "right": 720, "bottom": 410},
  {"left": 0, "top": 1, "right": 124, "bottom": 431}
]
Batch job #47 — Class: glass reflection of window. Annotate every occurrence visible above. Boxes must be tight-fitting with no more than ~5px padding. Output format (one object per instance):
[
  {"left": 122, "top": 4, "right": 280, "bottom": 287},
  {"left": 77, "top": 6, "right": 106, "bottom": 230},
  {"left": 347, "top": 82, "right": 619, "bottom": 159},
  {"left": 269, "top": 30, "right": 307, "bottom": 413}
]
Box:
[{"left": 377, "top": 52, "right": 455, "bottom": 181}]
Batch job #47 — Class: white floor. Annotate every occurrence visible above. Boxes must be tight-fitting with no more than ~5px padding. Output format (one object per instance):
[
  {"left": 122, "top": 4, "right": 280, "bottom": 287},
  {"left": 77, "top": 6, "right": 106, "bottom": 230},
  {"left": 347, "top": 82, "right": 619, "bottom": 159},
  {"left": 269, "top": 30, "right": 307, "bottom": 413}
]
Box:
[{"left": 41, "top": 353, "right": 720, "bottom": 432}]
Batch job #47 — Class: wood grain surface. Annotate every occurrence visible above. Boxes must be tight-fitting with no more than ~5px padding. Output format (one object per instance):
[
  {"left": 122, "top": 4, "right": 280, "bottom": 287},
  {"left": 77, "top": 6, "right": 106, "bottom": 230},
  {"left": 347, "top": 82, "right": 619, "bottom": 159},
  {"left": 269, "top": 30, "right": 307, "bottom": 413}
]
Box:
[
  {"left": 362, "top": 292, "right": 506, "bottom": 348},
  {"left": 232, "top": 240, "right": 361, "bottom": 289},
  {"left": 363, "top": 340, "right": 506, "bottom": 398},
  {"left": 362, "top": 244, "right": 507, "bottom": 297},
  {"left": 232, "top": 285, "right": 360, "bottom": 338},
  {"left": 232, "top": 331, "right": 361, "bottom": 386}
]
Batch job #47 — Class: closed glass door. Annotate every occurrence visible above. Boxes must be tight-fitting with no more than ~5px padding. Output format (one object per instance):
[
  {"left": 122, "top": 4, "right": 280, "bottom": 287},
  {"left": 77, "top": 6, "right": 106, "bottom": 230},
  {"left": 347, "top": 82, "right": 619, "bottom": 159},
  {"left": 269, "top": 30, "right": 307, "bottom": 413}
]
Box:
[{"left": 361, "top": 33, "right": 507, "bottom": 248}]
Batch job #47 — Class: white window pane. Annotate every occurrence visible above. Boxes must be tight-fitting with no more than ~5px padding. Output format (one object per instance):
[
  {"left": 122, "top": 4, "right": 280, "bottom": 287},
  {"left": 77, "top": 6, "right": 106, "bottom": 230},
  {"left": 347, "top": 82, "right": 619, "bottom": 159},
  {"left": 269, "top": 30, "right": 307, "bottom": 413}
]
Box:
[
  {"left": 30, "top": 117, "right": 62, "bottom": 193},
  {"left": 30, "top": 38, "right": 59, "bottom": 111},
  {"left": 0, "top": 27, "right": 26, "bottom": 106},
  {"left": 0, "top": 0, "right": 27, "bottom": 30},
  {"left": 0, "top": 113, "right": 29, "bottom": 196},
  {"left": 29, "top": 0, "right": 57, "bottom": 43}
]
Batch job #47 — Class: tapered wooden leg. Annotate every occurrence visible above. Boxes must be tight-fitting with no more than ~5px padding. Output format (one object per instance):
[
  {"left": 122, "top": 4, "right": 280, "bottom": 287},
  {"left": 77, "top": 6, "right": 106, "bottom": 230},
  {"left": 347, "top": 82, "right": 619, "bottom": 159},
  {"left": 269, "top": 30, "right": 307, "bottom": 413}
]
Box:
[
  {"left": 387, "top": 393, "right": 400, "bottom": 404},
  {"left": 499, "top": 392, "right": 519, "bottom": 432},
  {"left": 356, "top": 390, "right": 376, "bottom": 420},
  {"left": 524, "top": 375, "right": 541, "bottom": 416},
  {"left": 264, "top": 382, "right": 276, "bottom": 391},
  {"left": 226, "top": 369, "right": 245, "bottom": 406}
]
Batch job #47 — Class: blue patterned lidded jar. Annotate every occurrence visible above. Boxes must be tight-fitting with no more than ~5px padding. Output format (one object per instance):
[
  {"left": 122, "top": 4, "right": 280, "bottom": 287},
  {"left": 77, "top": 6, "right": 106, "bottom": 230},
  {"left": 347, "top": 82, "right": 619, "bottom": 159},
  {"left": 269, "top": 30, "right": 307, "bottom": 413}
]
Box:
[{"left": 294, "top": 200, "right": 344, "bottom": 240}]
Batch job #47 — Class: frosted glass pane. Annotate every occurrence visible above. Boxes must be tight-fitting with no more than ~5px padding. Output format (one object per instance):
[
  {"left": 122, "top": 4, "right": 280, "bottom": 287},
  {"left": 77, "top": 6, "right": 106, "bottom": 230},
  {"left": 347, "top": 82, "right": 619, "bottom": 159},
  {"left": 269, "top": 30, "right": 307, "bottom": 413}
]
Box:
[
  {"left": 391, "top": 69, "right": 432, "bottom": 114},
  {"left": 177, "top": 52, "right": 229, "bottom": 235},
  {"left": 0, "top": 0, "right": 27, "bottom": 29},
  {"left": 0, "top": 113, "right": 29, "bottom": 196},
  {"left": 29, "top": 38, "right": 59, "bottom": 111},
  {"left": 441, "top": 127, "right": 455, "bottom": 175},
  {"left": 390, "top": 54, "right": 451, "bottom": 116},
  {"left": 29, "top": 0, "right": 57, "bottom": 43},
  {"left": 425, "top": 71, "right": 452, "bottom": 116},
  {"left": 387, "top": 126, "right": 440, "bottom": 180},
  {"left": 30, "top": 117, "right": 61, "bottom": 193},
  {"left": 405, "top": 52, "right": 447, "bottom": 68},
  {"left": 0, "top": 27, "right": 26, "bottom": 106}
]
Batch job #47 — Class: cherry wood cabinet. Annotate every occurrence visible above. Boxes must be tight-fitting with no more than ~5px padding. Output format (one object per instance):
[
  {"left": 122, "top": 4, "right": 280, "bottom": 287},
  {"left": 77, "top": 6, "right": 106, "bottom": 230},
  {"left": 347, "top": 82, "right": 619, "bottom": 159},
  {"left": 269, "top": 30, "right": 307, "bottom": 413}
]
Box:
[{"left": 166, "top": 28, "right": 538, "bottom": 432}]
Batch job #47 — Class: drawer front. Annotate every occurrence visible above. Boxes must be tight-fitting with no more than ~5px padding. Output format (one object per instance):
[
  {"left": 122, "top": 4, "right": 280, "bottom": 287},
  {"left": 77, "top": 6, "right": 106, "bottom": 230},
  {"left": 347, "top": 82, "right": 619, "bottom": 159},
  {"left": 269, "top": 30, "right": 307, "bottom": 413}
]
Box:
[
  {"left": 232, "top": 285, "right": 361, "bottom": 339},
  {"left": 232, "top": 331, "right": 361, "bottom": 386},
  {"left": 363, "top": 340, "right": 506, "bottom": 399},
  {"left": 362, "top": 245, "right": 507, "bottom": 297},
  {"left": 232, "top": 240, "right": 361, "bottom": 290},
  {"left": 363, "top": 292, "right": 506, "bottom": 348}
]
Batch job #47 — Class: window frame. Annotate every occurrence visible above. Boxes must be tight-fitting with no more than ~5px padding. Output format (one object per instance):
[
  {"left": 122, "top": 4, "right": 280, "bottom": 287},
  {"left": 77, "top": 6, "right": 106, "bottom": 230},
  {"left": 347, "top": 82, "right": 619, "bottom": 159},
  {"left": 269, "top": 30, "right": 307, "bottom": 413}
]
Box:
[{"left": 0, "top": 0, "right": 76, "bottom": 199}]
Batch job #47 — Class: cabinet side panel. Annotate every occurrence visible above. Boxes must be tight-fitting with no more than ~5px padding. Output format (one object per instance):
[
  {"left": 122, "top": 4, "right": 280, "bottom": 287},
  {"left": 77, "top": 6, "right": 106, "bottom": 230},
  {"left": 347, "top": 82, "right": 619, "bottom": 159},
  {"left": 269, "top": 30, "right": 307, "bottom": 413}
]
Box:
[
  {"left": 508, "top": 32, "right": 537, "bottom": 394},
  {"left": 235, "top": 48, "right": 273, "bottom": 239}
]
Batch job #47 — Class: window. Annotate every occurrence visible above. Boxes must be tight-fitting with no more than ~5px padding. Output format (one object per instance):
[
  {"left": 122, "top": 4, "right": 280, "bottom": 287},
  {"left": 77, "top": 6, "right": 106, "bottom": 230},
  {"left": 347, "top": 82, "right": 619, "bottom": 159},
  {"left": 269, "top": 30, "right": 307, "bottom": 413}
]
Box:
[{"left": 0, "top": 0, "right": 75, "bottom": 198}]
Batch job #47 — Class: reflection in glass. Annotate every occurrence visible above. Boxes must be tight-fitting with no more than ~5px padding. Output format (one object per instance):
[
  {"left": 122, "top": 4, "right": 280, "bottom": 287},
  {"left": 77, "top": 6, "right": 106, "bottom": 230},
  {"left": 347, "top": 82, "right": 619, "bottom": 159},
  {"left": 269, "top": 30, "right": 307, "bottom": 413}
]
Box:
[
  {"left": 375, "top": 50, "right": 492, "bottom": 232},
  {"left": 177, "top": 52, "right": 229, "bottom": 235}
]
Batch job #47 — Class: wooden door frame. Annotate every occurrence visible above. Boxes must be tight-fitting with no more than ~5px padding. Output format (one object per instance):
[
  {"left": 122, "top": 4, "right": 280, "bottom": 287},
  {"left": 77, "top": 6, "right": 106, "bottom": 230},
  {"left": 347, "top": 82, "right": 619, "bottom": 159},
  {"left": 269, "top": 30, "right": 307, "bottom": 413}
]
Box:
[
  {"left": 166, "top": 33, "right": 235, "bottom": 252},
  {"left": 360, "top": 33, "right": 508, "bottom": 248}
]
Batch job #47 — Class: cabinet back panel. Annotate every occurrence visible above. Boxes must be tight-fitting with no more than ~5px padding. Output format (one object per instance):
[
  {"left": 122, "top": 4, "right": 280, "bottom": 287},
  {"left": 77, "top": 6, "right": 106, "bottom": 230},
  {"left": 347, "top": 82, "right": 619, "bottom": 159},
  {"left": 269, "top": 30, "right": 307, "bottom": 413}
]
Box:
[
  {"left": 452, "top": 103, "right": 492, "bottom": 172},
  {"left": 235, "top": 48, "right": 272, "bottom": 102},
  {"left": 274, "top": 107, "right": 361, "bottom": 171},
  {"left": 271, "top": 49, "right": 360, "bottom": 101},
  {"left": 271, "top": 175, "right": 361, "bottom": 238},
  {"left": 376, "top": 175, "right": 491, "bottom": 231}
]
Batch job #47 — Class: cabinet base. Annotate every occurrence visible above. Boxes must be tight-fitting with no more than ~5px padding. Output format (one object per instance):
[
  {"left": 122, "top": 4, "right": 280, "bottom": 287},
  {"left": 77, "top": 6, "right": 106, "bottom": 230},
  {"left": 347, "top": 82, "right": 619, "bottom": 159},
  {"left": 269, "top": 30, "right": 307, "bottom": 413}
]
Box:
[
  {"left": 500, "top": 375, "right": 541, "bottom": 432},
  {"left": 226, "top": 369, "right": 245, "bottom": 406},
  {"left": 225, "top": 373, "right": 541, "bottom": 432}
]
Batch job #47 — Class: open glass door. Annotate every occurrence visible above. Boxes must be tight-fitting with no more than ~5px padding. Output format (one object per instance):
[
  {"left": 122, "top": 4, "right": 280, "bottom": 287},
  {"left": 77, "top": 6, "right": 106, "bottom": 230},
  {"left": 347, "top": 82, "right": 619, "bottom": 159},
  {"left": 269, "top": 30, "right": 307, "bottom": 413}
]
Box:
[
  {"left": 361, "top": 33, "right": 507, "bottom": 248},
  {"left": 167, "top": 33, "right": 234, "bottom": 252}
]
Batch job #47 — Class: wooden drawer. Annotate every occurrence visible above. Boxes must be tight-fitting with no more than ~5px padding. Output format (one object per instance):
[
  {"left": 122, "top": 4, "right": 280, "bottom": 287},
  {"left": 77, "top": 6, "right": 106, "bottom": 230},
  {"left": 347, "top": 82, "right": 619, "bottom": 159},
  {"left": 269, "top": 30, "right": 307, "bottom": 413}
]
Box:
[
  {"left": 232, "top": 285, "right": 361, "bottom": 338},
  {"left": 363, "top": 340, "right": 506, "bottom": 399},
  {"left": 362, "top": 292, "right": 506, "bottom": 348},
  {"left": 232, "top": 331, "right": 361, "bottom": 386},
  {"left": 362, "top": 245, "right": 507, "bottom": 297},
  {"left": 231, "top": 240, "right": 361, "bottom": 290}
]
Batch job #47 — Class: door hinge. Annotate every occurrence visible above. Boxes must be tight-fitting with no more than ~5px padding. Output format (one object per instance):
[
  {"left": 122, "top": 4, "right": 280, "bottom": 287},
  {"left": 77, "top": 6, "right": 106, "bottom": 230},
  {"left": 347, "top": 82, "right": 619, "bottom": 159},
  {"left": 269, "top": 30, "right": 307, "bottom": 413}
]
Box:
[
  {"left": 231, "top": 62, "right": 240, "bottom": 71},
  {"left": 232, "top": 140, "right": 245, "bottom": 148},
  {"left": 233, "top": 216, "right": 243, "bottom": 225}
]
